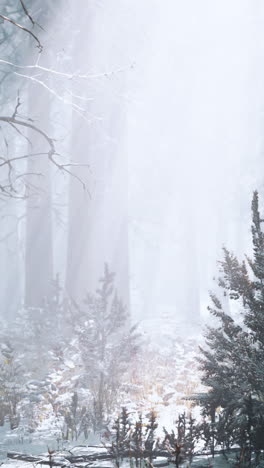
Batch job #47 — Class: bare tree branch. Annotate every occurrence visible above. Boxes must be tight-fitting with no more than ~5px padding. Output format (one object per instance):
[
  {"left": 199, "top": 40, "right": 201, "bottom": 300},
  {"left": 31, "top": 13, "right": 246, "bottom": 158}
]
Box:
[
  {"left": 0, "top": 10, "right": 92, "bottom": 200},
  {"left": 0, "top": 116, "right": 55, "bottom": 156},
  {"left": 0, "top": 58, "right": 134, "bottom": 81},
  {"left": 12, "top": 91, "right": 21, "bottom": 119},
  {"left": 19, "top": 0, "right": 35, "bottom": 26},
  {"left": 0, "top": 111, "right": 90, "bottom": 197},
  {"left": 14, "top": 72, "right": 92, "bottom": 121},
  {"left": 0, "top": 14, "right": 42, "bottom": 51},
  {"left": 19, "top": 0, "right": 44, "bottom": 31}
]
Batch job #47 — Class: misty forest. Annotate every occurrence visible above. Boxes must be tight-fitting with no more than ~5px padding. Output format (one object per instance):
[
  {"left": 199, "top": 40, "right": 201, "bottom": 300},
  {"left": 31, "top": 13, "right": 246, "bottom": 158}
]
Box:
[{"left": 1, "top": 1, "right": 264, "bottom": 467}]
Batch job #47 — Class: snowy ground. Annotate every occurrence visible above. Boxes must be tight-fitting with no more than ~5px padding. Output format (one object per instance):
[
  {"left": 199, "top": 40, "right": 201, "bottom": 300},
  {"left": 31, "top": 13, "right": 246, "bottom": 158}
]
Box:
[
  {"left": 122, "top": 315, "right": 205, "bottom": 433},
  {"left": 1, "top": 453, "right": 234, "bottom": 468},
  {"left": 0, "top": 316, "right": 207, "bottom": 465}
]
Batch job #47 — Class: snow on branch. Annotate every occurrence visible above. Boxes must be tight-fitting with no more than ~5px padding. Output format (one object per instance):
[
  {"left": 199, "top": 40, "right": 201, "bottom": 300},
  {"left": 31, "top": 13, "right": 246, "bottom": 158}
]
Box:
[
  {"left": 0, "top": 58, "right": 135, "bottom": 81},
  {"left": 0, "top": 98, "right": 89, "bottom": 199}
]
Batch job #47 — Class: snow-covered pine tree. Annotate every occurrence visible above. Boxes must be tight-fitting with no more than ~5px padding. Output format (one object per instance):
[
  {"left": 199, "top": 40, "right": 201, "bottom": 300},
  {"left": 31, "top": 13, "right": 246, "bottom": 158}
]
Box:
[
  {"left": 0, "top": 342, "right": 23, "bottom": 429},
  {"left": 107, "top": 406, "right": 131, "bottom": 466},
  {"left": 131, "top": 414, "right": 144, "bottom": 463},
  {"left": 185, "top": 413, "right": 197, "bottom": 462},
  {"left": 77, "top": 264, "right": 140, "bottom": 431},
  {"left": 120, "top": 407, "right": 131, "bottom": 453},
  {"left": 144, "top": 410, "right": 158, "bottom": 461},
  {"left": 109, "top": 414, "right": 122, "bottom": 468},
  {"left": 163, "top": 413, "right": 198, "bottom": 466},
  {"left": 196, "top": 191, "right": 264, "bottom": 464}
]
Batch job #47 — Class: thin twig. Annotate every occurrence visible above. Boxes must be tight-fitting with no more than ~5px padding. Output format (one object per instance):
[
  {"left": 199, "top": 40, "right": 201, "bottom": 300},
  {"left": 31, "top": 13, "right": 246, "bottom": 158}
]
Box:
[
  {"left": 0, "top": 59, "right": 134, "bottom": 80},
  {"left": 12, "top": 91, "right": 21, "bottom": 119},
  {"left": 19, "top": 0, "right": 35, "bottom": 26},
  {"left": 0, "top": 115, "right": 90, "bottom": 195},
  {"left": 0, "top": 14, "right": 42, "bottom": 51},
  {"left": 14, "top": 72, "right": 95, "bottom": 122}
]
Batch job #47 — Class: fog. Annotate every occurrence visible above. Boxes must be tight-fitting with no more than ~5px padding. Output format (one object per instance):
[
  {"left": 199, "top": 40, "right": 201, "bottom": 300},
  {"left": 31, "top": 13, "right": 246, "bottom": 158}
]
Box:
[
  {"left": 65, "top": 0, "right": 264, "bottom": 324},
  {"left": 1, "top": 0, "right": 264, "bottom": 323},
  {"left": 1, "top": 0, "right": 264, "bottom": 455},
  {"left": 125, "top": 0, "right": 264, "bottom": 321}
]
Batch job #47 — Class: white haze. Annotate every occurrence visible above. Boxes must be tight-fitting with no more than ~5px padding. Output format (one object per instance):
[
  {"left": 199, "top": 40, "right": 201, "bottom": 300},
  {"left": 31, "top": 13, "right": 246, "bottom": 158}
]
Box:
[
  {"left": 2, "top": 0, "right": 264, "bottom": 327},
  {"left": 124, "top": 0, "right": 264, "bottom": 320}
]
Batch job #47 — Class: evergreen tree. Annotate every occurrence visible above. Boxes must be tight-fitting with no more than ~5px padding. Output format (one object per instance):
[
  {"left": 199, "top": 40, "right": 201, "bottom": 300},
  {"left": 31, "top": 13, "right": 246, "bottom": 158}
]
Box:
[
  {"left": 120, "top": 407, "right": 131, "bottom": 451},
  {"left": 109, "top": 414, "right": 123, "bottom": 468},
  {"left": 108, "top": 407, "right": 131, "bottom": 467},
  {"left": 163, "top": 413, "right": 198, "bottom": 466},
  {"left": 144, "top": 410, "right": 158, "bottom": 461},
  {"left": 0, "top": 342, "right": 23, "bottom": 429},
  {"left": 76, "top": 264, "right": 140, "bottom": 431},
  {"left": 131, "top": 414, "right": 144, "bottom": 464},
  {"left": 196, "top": 191, "right": 264, "bottom": 464}
]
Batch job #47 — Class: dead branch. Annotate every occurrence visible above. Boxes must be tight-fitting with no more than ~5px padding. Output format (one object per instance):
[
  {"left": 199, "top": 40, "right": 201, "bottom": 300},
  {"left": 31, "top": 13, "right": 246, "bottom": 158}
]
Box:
[
  {"left": 0, "top": 14, "right": 42, "bottom": 51},
  {"left": 11, "top": 91, "right": 21, "bottom": 119},
  {"left": 0, "top": 58, "right": 134, "bottom": 81},
  {"left": 0, "top": 113, "right": 90, "bottom": 197},
  {"left": 14, "top": 71, "right": 91, "bottom": 121},
  {"left": 0, "top": 8, "right": 93, "bottom": 199},
  {"left": 19, "top": 0, "right": 35, "bottom": 26},
  {"left": 0, "top": 116, "right": 55, "bottom": 157}
]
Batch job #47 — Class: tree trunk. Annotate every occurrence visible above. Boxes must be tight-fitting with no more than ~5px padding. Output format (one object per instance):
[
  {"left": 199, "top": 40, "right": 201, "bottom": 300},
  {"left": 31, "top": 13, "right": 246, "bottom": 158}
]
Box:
[
  {"left": 66, "top": 2, "right": 130, "bottom": 308},
  {"left": 24, "top": 45, "right": 53, "bottom": 307}
]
